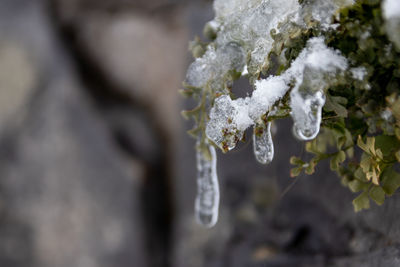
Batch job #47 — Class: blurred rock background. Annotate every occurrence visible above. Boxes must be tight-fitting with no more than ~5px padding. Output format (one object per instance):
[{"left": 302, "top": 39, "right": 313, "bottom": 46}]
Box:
[{"left": 0, "top": 0, "right": 400, "bottom": 266}]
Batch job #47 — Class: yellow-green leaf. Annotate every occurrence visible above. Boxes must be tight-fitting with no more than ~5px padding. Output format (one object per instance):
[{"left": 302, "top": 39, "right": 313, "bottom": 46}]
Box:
[
  {"left": 352, "top": 191, "right": 370, "bottom": 212},
  {"left": 290, "top": 166, "right": 302, "bottom": 178},
  {"left": 354, "top": 167, "right": 368, "bottom": 182},
  {"left": 357, "top": 135, "right": 369, "bottom": 153},
  {"left": 360, "top": 154, "right": 372, "bottom": 173},
  {"left": 396, "top": 150, "right": 400, "bottom": 162},
  {"left": 369, "top": 186, "right": 385, "bottom": 205},
  {"left": 290, "top": 156, "right": 303, "bottom": 165},
  {"left": 381, "top": 168, "right": 400, "bottom": 196},
  {"left": 348, "top": 180, "right": 368, "bottom": 193},
  {"left": 305, "top": 160, "right": 317, "bottom": 175}
]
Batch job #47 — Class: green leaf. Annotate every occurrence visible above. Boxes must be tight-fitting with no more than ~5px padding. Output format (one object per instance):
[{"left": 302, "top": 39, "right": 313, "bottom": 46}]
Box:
[
  {"left": 369, "top": 186, "right": 385, "bottom": 205},
  {"left": 324, "top": 94, "right": 348, "bottom": 117},
  {"left": 305, "top": 141, "right": 321, "bottom": 155},
  {"left": 354, "top": 167, "right": 368, "bottom": 182},
  {"left": 348, "top": 179, "right": 368, "bottom": 193},
  {"left": 395, "top": 127, "right": 400, "bottom": 140},
  {"left": 187, "top": 127, "right": 201, "bottom": 138},
  {"left": 181, "top": 105, "right": 201, "bottom": 120},
  {"left": 352, "top": 191, "right": 370, "bottom": 212},
  {"left": 360, "top": 154, "right": 371, "bottom": 173},
  {"left": 357, "top": 135, "right": 369, "bottom": 153},
  {"left": 305, "top": 159, "right": 317, "bottom": 175},
  {"left": 330, "top": 151, "right": 346, "bottom": 171},
  {"left": 375, "top": 135, "right": 400, "bottom": 157},
  {"left": 290, "top": 166, "right": 302, "bottom": 178},
  {"left": 396, "top": 150, "right": 400, "bottom": 162},
  {"left": 289, "top": 156, "right": 304, "bottom": 165},
  {"left": 381, "top": 168, "right": 400, "bottom": 196},
  {"left": 366, "top": 137, "right": 375, "bottom": 154}
]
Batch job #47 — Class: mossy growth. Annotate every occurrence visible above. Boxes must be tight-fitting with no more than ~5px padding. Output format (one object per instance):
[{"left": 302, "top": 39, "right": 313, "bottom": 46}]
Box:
[{"left": 289, "top": 0, "right": 400, "bottom": 211}]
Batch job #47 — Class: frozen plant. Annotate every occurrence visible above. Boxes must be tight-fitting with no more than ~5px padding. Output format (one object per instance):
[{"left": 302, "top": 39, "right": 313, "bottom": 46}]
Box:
[{"left": 182, "top": 0, "right": 400, "bottom": 226}]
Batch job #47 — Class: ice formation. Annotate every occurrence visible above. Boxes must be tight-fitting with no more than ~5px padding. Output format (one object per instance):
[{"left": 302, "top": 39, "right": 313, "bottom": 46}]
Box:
[
  {"left": 206, "top": 37, "right": 348, "bottom": 150},
  {"left": 195, "top": 140, "right": 219, "bottom": 227},
  {"left": 253, "top": 121, "right": 274, "bottom": 164},
  {"left": 186, "top": 0, "right": 357, "bottom": 227},
  {"left": 382, "top": 0, "right": 400, "bottom": 50}
]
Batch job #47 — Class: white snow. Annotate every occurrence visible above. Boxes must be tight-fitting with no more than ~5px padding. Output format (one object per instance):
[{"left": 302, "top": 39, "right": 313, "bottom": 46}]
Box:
[
  {"left": 382, "top": 0, "right": 400, "bottom": 50},
  {"left": 351, "top": 67, "right": 367, "bottom": 81},
  {"left": 383, "top": 0, "right": 400, "bottom": 19},
  {"left": 206, "top": 37, "right": 348, "bottom": 150}
]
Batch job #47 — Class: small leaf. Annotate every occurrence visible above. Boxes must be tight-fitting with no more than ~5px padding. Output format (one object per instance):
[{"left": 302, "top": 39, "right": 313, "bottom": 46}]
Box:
[
  {"left": 396, "top": 150, "right": 400, "bottom": 162},
  {"left": 181, "top": 105, "right": 201, "bottom": 120},
  {"left": 187, "top": 127, "right": 201, "bottom": 138},
  {"left": 366, "top": 168, "right": 379, "bottom": 185},
  {"left": 360, "top": 154, "right": 371, "bottom": 174},
  {"left": 330, "top": 151, "right": 346, "bottom": 171},
  {"left": 352, "top": 191, "right": 370, "bottom": 212},
  {"left": 305, "top": 159, "right": 317, "bottom": 175},
  {"left": 375, "top": 149, "right": 383, "bottom": 160},
  {"left": 290, "top": 166, "right": 302, "bottom": 178},
  {"left": 337, "top": 150, "right": 346, "bottom": 162},
  {"left": 395, "top": 128, "right": 400, "bottom": 140},
  {"left": 366, "top": 137, "right": 375, "bottom": 155},
  {"left": 375, "top": 135, "right": 400, "bottom": 157},
  {"left": 324, "top": 94, "right": 348, "bottom": 117},
  {"left": 305, "top": 141, "right": 321, "bottom": 155},
  {"left": 381, "top": 168, "right": 400, "bottom": 196},
  {"left": 179, "top": 89, "right": 194, "bottom": 98},
  {"left": 346, "top": 147, "right": 354, "bottom": 158},
  {"left": 357, "top": 135, "right": 369, "bottom": 153},
  {"left": 369, "top": 186, "right": 385, "bottom": 205},
  {"left": 354, "top": 167, "right": 368, "bottom": 182},
  {"left": 348, "top": 179, "right": 368, "bottom": 193},
  {"left": 290, "top": 156, "right": 304, "bottom": 165},
  {"left": 338, "top": 136, "right": 346, "bottom": 150}
]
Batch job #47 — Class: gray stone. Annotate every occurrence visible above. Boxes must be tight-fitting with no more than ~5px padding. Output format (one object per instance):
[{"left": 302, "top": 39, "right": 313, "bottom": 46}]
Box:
[{"left": 0, "top": 0, "right": 149, "bottom": 266}]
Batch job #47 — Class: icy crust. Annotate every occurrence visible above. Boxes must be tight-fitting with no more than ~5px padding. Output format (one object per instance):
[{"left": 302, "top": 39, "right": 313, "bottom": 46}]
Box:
[
  {"left": 382, "top": 0, "right": 400, "bottom": 50},
  {"left": 195, "top": 140, "right": 219, "bottom": 228},
  {"left": 206, "top": 37, "right": 348, "bottom": 151},
  {"left": 185, "top": 0, "right": 354, "bottom": 91},
  {"left": 185, "top": 43, "right": 245, "bottom": 90}
]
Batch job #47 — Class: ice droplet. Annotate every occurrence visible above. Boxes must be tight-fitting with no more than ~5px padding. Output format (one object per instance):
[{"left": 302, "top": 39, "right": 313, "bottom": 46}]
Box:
[
  {"left": 291, "top": 90, "right": 325, "bottom": 140},
  {"left": 253, "top": 121, "right": 274, "bottom": 164},
  {"left": 195, "top": 141, "right": 219, "bottom": 227}
]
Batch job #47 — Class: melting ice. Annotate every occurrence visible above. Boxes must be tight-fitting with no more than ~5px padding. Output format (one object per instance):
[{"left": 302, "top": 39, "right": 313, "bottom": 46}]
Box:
[
  {"left": 253, "top": 121, "right": 274, "bottom": 164},
  {"left": 195, "top": 140, "right": 220, "bottom": 227},
  {"left": 206, "top": 37, "right": 348, "bottom": 151},
  {"left": 188, "top": 0, "right": 356, "bottom": 227}
]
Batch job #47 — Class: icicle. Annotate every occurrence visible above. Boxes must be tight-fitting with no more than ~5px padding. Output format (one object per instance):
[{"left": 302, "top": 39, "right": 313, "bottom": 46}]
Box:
[
  {"left": 291, "top": 90, "right": 326, "bottom": 140},
  {"left": 253, "top": 121, "right": 274, "bottom": 164},
  {"left": 195, "top": 140, "right": 220, "bottom": 227}
]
